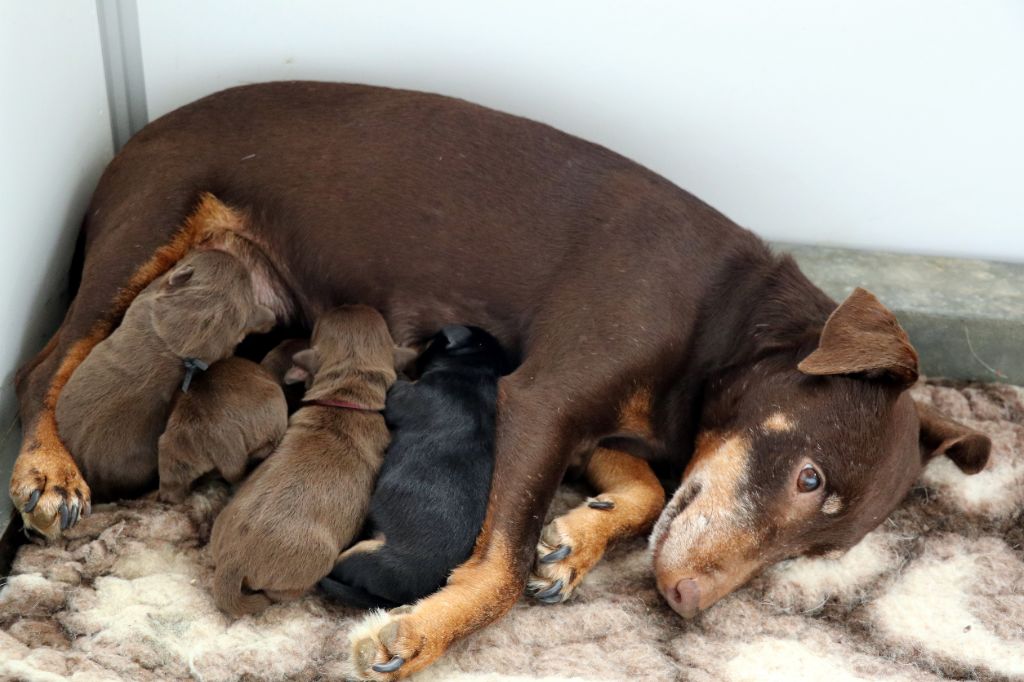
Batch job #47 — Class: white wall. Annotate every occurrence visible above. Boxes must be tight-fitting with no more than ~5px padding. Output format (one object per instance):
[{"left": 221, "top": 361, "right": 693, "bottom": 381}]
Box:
[
  {"left": 0, "top": 2, "right": 114, "bottom": 522},
  {"left": 136, "top": 0, "right": 1024, "bottom": 262}
]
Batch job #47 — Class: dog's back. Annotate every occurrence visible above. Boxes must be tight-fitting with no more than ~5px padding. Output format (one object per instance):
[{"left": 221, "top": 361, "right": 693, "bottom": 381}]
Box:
[
  {"left": 158, "top": 356, "right": 288, "bottom": 502},
  {"left": 321, "top": 325, "right": 505, "bottom": 607}
]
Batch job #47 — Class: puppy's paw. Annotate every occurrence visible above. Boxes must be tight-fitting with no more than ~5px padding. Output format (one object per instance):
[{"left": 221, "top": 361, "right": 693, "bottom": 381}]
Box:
[
  {"left": 348, "top": 606, "right": 439, "bottom": 680},
  {"left": 528, "top": 497, "right": 612, "bottom": 604},
  {"left": 10, "top": 447, "right": 91, "bottom": 539}
]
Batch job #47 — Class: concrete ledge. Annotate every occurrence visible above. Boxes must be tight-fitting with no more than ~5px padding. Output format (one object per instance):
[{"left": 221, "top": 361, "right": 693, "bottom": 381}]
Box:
[{"left": 779, "top": 243, "right": 1023, "bottom": 385}]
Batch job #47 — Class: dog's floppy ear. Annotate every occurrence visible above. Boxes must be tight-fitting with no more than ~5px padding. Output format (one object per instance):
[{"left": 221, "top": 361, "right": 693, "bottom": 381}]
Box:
[
  {"left": 441, "top": 324, "right": 473, "bottom": 350},
  {"left": 247, "top": 305, "right": 277, "bottom": 335},
  {"left": 393, "top": 346, "right": 418, "bottom": 373},
  {"left": 284, "top": 348, "right": 320, "bottom": 385},
  {"left": 798, "top": 288, "right": 919, "bottom": 387},
  {"left": 916, "top": 401, "right": 991, "bottom": 474},
  {"left": 165, "top": 263, "right": 195, "bottom": 289}
]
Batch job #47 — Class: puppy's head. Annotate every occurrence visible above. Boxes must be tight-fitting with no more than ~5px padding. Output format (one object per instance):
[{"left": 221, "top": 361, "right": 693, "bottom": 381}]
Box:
[
  {"left": 283, "top": 305, "right": 405, "bottom": 409},
  {"left": 150, "top": 250, "right": 275, "bottom": 365},
  {"left": 651, "top": 288, "right": 990, "bottom": 618},
  {"left": 415, "top": 325, "right": 509, "bottom": 375}
]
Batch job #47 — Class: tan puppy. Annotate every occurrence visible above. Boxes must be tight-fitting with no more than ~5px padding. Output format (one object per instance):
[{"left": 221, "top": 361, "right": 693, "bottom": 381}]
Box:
[
  {"left": 210, "top": 306, "right": 399, "bottom": 616},
  {"left": 54, "top": 250, "right": 276, "bottom": 511},
  {"left": 157, "top": 355, "right": 289, "bottom": 503}
]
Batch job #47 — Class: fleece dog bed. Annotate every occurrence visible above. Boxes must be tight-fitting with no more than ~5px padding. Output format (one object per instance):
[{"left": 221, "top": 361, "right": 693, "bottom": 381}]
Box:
[{"left": 2, "top": 380, "right": 1022, "bottom": 682}]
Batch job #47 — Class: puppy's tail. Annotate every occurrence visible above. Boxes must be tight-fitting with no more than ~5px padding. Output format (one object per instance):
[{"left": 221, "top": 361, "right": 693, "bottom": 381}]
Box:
[
  {"left": 319, "top": 575, "right": 398, "bottom": 610},
  {"left": 214, "top": 563, "right": 272, "bottom": 617}
]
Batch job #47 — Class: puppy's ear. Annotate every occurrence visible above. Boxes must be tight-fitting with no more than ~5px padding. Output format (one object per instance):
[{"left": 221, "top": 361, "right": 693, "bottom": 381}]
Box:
[
  {"left": 798, "top": 288, "right": 919, "bottom": 387},
  {"left": 165, "top": 263, "right": 195, "bottom": 289},
  {"left": 290, "top": 348, "right": 321, "bottom": 375},
  {"left": 441, "top": 325, "right": 473, "bottom": 350},
  {"left": 393, "top": 346, "right": 418, "bottom": 373},
  {"left": 247, "top": 305, "right": 277, "bottom": 334},
  {"left": 917, "top": 401, "right": 991, "bottom": 474},
  {"left": 283, "top": 366, "right": 310, "bottom": 385}
]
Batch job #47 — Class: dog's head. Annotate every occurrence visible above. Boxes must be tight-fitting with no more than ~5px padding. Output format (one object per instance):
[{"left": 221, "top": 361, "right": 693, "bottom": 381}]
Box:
[
  {"left": 150, "top": 250, "right": 276, "bottom": 364},
  {"left": 651, "top": 288, "right": 990, "bottom": 618},
  {"left": 283, "top": 305, "right": 405, "bottom": 409},
  {"left": 416, "top": 325, "right": 510, "bottom": 375}
]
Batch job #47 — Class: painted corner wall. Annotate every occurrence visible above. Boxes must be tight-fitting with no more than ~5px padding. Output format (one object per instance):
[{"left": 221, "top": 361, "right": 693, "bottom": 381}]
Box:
[
  {"left": 0, "top": 2, "right": 114, "bottom": 526},
  {"left": 135, "top": 0, "right": 1024, "bottom": 263}
]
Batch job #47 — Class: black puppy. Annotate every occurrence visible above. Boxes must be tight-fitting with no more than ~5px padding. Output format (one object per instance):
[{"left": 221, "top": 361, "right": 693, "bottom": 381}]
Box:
[{"left": 319, "top": 325, "right": 507, "bottom": 608}]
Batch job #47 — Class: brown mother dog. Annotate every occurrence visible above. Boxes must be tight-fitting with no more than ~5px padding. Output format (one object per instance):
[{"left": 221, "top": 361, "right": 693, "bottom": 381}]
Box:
[{"left": 11, "top": 83, "right": 989, "bottom": 679}]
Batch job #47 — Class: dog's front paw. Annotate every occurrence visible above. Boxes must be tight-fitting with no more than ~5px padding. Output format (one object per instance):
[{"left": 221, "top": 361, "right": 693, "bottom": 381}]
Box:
[
  {"left": 348, "top": 606, "right": 439, "bottom": 680},
  {"left": 528, "top": 497, "right": 612, "bottom": 604},
  {"left": 10, "top": 446, "right": 91, "bottom": 539}
]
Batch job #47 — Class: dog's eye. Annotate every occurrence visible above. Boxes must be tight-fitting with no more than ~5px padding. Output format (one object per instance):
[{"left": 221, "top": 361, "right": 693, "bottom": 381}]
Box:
[{"left": 797, "top": 465, "right": 821, "bottom": 493}]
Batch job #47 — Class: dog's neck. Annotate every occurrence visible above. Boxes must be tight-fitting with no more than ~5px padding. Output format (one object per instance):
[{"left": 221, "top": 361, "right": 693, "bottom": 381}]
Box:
[
  {"left": 694, "top": 249, "right": 834, "bottom": 376},
  {"left": 302, "top": 363, "right": 391, "bottom": 412},
  {"left": 102, "top": 300, "right": 207, "bottom": 393},
  {"left": 657, "top": 246, "right": 835, "bottom": 460}
]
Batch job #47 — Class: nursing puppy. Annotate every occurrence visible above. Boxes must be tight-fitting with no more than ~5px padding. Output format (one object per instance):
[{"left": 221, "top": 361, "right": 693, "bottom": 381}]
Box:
[
  {"left": 258, "top": 337, "right": 312, "bottom": 413},
  {"left": 320, "top": 325, "right": 507, "bottom": 608},
  {"left": 54, "top": 250, "right": 276, "bottom": 509},
  {"left": 157, "top": 355, "right": 289, "bottom": 503},
  {"left": 210, "top": 305, "right": 398, "bottom": 616}
]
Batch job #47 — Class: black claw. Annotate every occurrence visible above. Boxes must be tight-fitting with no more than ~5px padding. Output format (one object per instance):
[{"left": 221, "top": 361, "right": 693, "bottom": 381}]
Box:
[
  {"left": 534, "top": 579, "right": 564, "bottom": 601},
  {"left": 83, "top": 501, "right": 92, "bottom": 517},
  {"left": 538, "top": 592, "right": 564, "bottom": 604},
  {"left": 71, "top": 503, "right": 81, "bottom": 527},
  {"left": 59, "top": 501, "right": 70, "bottom": 530},
  {"left": 372, "top": 656, "right": 405, "bottom": 673},
  {"left": 588, "top": 499, "right": 615, "bottom": 510},
  {"left": 24, "top": 490, "right": 41, "bottom": 513},
  {"left": 540, "top": 544, "right": 571, "bottom": 563}
]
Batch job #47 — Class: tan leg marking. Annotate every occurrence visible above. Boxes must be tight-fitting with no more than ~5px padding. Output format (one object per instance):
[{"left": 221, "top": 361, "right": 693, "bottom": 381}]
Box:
[
  {"left": 10, "top": 193, "right": 245, "bottom": 537},
  {"left": 348, "top": 532, "right": 519, "bottom": 680},
  {"left": 529, "top": 447, "right": 665, "bottom": 602},
  {"left": 336, "top": 538, "right": 386, "bottom": 563}
]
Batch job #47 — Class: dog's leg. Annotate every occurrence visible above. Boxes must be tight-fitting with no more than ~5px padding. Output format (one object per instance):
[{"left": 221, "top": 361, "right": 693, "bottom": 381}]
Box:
[
  {"left": 528, "top": 447, "right": 665, "bottom": 602},
  {"left": 336, "top": 538, "right": 386, "bottom": 563},
  {"left": 156, "top": 430, "right": 202, "bottom": 504},
  {"left": 347, "top": 371, "right": 578, "bottom": 680}
]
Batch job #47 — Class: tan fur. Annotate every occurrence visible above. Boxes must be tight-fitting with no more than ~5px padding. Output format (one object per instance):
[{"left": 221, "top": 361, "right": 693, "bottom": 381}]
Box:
[
  {"left": 211, "top": 306, "right": 397, "bottom": 616},
  {"left": 762, "top": 412, "right": 795, "bottom": 433},
  {"left": 9, "top": 194, "right": 252, "bottom": 537},
  {"left": 337, "top": 538, "right": 386, "bottom": 563},
  {"left": 350, "top": 533, "right": 521, "bottom": 679},
  {"left": 158, "top": 357, "right": 288, "bottom": 503},
  {"left": 653, "top": 433, "right": 763, "bottom": 606},
  {"left": 617, "top": 389, "right": 655, "bottom": 440},
  {"left": 529, "top": 448, "right": 665, "bottom": 601},
  {"left": 822, "top": 493, "right": 844, "bottom": 515}
]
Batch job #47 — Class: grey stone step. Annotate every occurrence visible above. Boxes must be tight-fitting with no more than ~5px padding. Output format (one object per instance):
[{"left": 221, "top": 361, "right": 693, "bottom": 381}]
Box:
[{"left": 778, "top": 243, "right": 1023, "bottom": 385}]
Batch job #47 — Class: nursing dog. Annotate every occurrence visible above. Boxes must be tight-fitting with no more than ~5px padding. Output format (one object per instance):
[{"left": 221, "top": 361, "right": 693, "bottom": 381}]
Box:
[
  {"left": 12, "top": 83, "right": 991, "bottom": 679},
  {"left": 320, "top": 325, "right": 507, "bottom": 609},
  {"left": 210, "top": 305, "right": 397, "bottom": 616}
]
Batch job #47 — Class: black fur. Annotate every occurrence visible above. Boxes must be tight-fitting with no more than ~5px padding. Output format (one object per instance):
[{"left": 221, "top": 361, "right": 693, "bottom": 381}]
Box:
[{"left": 319, "top": 325, "right": 508, "bottom": 608}]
